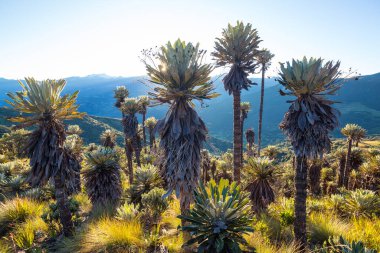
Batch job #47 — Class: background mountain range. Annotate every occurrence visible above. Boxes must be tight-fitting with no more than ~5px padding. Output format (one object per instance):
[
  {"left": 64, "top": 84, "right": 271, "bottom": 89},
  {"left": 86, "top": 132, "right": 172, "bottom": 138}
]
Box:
[{"left": 1, "top": 72, "right": 379, "bottom": 152}]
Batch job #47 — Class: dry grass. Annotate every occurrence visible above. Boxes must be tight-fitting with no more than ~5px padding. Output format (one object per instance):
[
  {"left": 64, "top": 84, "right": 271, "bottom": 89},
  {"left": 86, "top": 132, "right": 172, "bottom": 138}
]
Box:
[{"left": 80, "top": 218, "right": 146, "bottom": 252}]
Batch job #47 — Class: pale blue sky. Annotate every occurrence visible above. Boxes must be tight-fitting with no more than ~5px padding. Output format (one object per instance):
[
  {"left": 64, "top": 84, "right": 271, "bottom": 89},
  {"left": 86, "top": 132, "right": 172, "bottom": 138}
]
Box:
[{"left": 0, "top": 0, "right": 379, "bottom": 79}]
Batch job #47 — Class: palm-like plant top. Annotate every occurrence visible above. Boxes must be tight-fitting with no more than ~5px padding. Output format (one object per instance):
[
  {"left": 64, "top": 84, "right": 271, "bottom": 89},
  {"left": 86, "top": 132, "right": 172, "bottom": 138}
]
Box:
[
  {"left": 256, "top": 48, "right": 275, "bottom": 70},
  {"left": 67, "top": 125, "right": 83, "bottom": 135},
  {"left": 137, "top": 96, "right": 150, "bottom": 114},
  {"left": 114, "top": 86, "right": 129, "bottom": 100},
  {"left": 143, "top": 39, "right": 217, "bottom": 104},
  {"left": 6, "top": 78, "right": 84, "bottom": 125},
  {"left": 84, "top": 148, "right": 119, "bottom": 171},
  {"left": 278, "top": 57, "right": 341, "bottom": 97},
  {"left": 212, "top": 21, "right": 261, "bottom": 93},
  {"left": 83, "top": 148, "right": 122, "bottom": 206},
  {"left": 341, "top": 124, "right": 366, "bottom": 140},
  {"left": 241, "top": 102, "right": 251, "bottom": 118},
  {"left": 121, "top": 98, "right": 140, "bottom": 115},
  {"left": 100, "top": 129, "right": 117, "bottom": 142},
  {"left": 245, "top": 156, "right": 277, "bottom": 180},
  {"left": 145, "top": 117, "right": 157, "bottom": 129},
  {"left": 241, "top": 101, "right": 251, "bottom": 112},
  {"left": 278, "top": 57, "right": 342, "bottom": 158}
]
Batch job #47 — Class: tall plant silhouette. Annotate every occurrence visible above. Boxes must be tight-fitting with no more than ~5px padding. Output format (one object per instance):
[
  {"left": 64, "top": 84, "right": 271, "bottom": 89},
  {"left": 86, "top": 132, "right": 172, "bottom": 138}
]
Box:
[
  {"left": 121, "top": 98, "right": 142, "bottom": 183},
  {"left": 341, "top": 124, "right": 366, "bottom": 187},
  {"left": 241, "top": 101, "right": 251, "bottom": 159},
  {"left": 278, "top": 57, "right": 342, "bottom": 250},
  {"left": 142, "top": 39, "right": 217, "bottom": 216},
  {"left": 138, "top": 96, "right": 150, "bottom": 152},
  {"left": 6, "top": 78, "right": 85, "bottom": 236},
  {"left": 256, "top": 49, "right": 274, "bottom": 156},
  {"left": 212, "top": 21, "right": 261, "bottom": 182},
  {"left": 145, "top": 116, "right": 157, "bottom": 150}
]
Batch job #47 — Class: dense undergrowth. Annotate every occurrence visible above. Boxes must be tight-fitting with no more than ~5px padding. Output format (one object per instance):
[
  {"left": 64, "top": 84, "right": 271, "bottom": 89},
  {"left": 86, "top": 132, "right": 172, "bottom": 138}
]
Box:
[{"left": 0, "top": 127, "right": 379, "bottom": 252}]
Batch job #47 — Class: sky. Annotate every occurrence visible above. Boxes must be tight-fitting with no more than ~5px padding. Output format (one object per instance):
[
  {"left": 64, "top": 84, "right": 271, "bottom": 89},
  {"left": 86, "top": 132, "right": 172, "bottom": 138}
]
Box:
[{"left": 0, "top": 0, "right": 379, "bottom": 79}]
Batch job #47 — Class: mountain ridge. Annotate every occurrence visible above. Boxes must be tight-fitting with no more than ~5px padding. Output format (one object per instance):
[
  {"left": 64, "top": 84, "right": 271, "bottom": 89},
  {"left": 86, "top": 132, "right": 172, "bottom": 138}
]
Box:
[{"left": 1, "top": 72, "right": 379, "bottom": 148}]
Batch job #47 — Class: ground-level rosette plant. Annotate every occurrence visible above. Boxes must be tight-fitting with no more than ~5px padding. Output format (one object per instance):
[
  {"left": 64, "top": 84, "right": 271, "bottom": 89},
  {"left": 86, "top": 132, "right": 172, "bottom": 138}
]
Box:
[{"left": 179, "top": 179, "right": 254, "bottom": 253}]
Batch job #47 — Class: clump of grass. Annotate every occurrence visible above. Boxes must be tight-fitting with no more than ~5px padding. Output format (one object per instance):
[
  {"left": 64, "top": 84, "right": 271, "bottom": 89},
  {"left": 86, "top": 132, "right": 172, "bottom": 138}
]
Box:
[
  {"left": 12, "top": 217, "right": 48, "bottom": 250},
  {"left": 244, "top": 232, "right": 300, "bottom": 253},
  {"left": 344, "top": 217, "right": 380, "bottom": 251},
  {"left": 308, "top": 212, "right": 350, "bottom": 245},
  {"left": 0, "top": 197, "right": 44, "bottom": 235},
  {"left": 81, "top": 218, "right": 146, "bottom": 252}
]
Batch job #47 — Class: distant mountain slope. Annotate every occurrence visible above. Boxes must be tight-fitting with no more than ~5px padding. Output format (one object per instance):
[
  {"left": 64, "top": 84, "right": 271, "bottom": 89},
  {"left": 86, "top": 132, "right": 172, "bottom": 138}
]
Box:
[
  {"left": 1, "top": 73, "right": 379, "bottom": 146},
  {"left": 0, "top": 107, "right": 232, "bottom": 153}
]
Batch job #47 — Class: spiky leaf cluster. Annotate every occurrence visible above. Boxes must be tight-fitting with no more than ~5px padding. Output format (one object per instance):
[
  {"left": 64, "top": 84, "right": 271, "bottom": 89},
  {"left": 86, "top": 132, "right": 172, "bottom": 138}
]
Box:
[
  {"left": 100, "top": 129, "right": 117, "bottom": 149},
  {"left": 115, "top": 202, "right": 139, "bottom": 221},
  {"left": 240, "top": 101, "right": 251, "bottom": 120},
  {"left": 137, "top": 96, "right": 150, "bottom": 114},
  {"left": 278, "top": 57, "right": 342, "bottom": 158},
  {"left": 6, "top": 78, "right": 84, "bottom": 126},
  {"left": 321, "top": 235, "right": 376, "bottom": 253},
  {"left": 261, "top": 145, "right": 280, "bottom": 161},
  {"left": 83, "top": 148, "right": 122, "bottom": 207},
  {"left": 145, "top": 117, "right": 158, "bottom": 130},
  {"left": 341, "top": 124, "right": 366, "bottom": 142},
  {"left": 212, "top": 21, "right": 261, "bottom": 93},
  {"left": 359, "top": 155, "right": 380, "bottom": 191},
  {"left": 121, "top": 98, "right": 140, "bottom": 139},
  {"left": 67, "top": 125, "right": 83, "bottom": 135},
  {"left": 113, "top": 86, "right": 129, "bottom": 108},
  {"left": 179, "top": 179, "right": 253, "bottom": 253},
  {"left": 245, "top": 157, "right": 277, "bottom": 210},
  {"left": 141, "top": 187, "right": 169, "bottom": 219},
  {"left": 143, "top": 39, "right": 217, "bottom": 104},
  {"left": 6, "top": 78, "right": 84, "bottom": 187},
  {"left": 121, "top": 98, "right": 140, "bottom": 115},
  {"left": 129, "top": 164, "right": 163, "bottom": 204},
  {"left": 143, "top": 39, "right": 217, "bottom": 209},
  {"left": 256, "top": 48, "right": 275, "bottom": 71}
]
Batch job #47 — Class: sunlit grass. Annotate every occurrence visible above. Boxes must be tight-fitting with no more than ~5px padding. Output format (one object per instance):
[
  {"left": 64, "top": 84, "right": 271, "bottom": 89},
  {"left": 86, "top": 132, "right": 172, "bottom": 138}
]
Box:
[
  {"left": 308, "top": 212, "right": 350, "bottom": 245},
  {"left": 344, "top": 217, "right": 380, "bottom": 251},
  {"left": 81, "top": 218, "right": 146, "bottom": 252},
  {"left": 12, "top": 217, "right": 48, "bottom": 250},
  {"left": 0, "top": 197, "right": 44, "bottom": 234},
  {"left": 161, "top": 197, "right": 181, "bottom": 229},
  {"left": 244, "top": 231, "right": 300, "bottom": 253},
  {"left": 160, "top": 231, "right": 184, "bottom": 252}
]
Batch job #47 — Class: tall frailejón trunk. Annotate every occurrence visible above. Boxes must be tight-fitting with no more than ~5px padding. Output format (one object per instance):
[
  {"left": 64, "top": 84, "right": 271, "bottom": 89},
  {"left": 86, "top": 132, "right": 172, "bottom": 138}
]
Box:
[
  {"left": 125, "top": 140, "right": 134, "bottom": 184},
  {"left": 294, "top": 155, "right": 308, "bottom": 251},
  {"left": 344, "top": 139, "right": 353, "bottom": 188},
  {"left": 338, "top": 156, "right": 346, "bottom": 187},
  {"left": 241, "top": 117, "right": 245, "bottom": 163},
  {"left": 133, "top": 135, "right": 141, "bottom": 167},
  {"left": 149, "top": 129, "right": 154, "bottom": 149},
  {"left": 233, "top": 89, "right": 242, "bottom": 183},
  {"left": 258, "top": 66, "right": 265, "bottom": 156},
  {"left": 142, "top": 113, "right": 147, "bottom": 152},
  {"left": 54, "top": 172, "right": 74, "bottom": 236}
]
